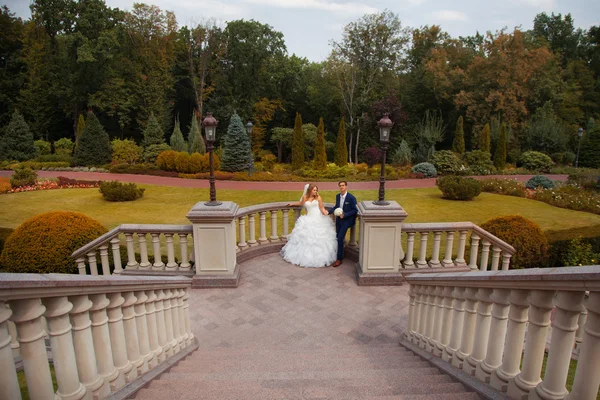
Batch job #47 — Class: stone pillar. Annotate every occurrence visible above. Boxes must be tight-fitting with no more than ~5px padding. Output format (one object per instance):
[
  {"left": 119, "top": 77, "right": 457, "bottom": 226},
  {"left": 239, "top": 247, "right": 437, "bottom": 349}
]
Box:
[
  {"left": 476, "top": 288, "right": 510, "bottom": 383},
  {"left": 0, "top": 301, "right": 23, "bottom": 400},
  {"left": 356, "top": 201, "right": 408, "bottom": 285},
  {"left": 443, "top": 287, "right": 465, "bottom": 363},
  {"left": 566, "top": 292, "right": 600, "bottom": 400},
  {"left": 453, "top": 287, "right": 478, "bottom": 369},
  {"left": 530, "top": 291, "right": 586, "bottom": 400},
  {"left": 106, "top": 293, "right": 136, "bottom": 383},
  {"left": 89, "top": 293, "right": 122, "bottom": 392},
  {"left": 507, "top": 290, "right": 555, "bottom": 399},
  {"left": 187, "top": 201, "right": 240, "bottom": 288},
  {"left": 491, "top": 289, "right": 530, "bottom": 392},
  {"left": 464, "top": 288, "right": 493, "bottom": 376}
]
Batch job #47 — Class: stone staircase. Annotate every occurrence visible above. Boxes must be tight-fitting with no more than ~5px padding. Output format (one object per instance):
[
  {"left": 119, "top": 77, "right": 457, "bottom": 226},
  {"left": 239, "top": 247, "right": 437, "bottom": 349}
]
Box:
[{"left": 131, "top": 343, "right": 482, "bottom": 399}]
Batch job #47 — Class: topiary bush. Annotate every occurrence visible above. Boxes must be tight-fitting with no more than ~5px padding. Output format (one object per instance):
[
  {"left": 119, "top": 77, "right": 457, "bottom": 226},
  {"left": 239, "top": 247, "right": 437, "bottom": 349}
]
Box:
[
  {"left": 430, "top": 150, "right": 466, "bottom": 175},
  {"left": 436, "top": 176, "right": 482, "bottom": 200},
  {"left": 480, "top": 215, "right": 549, "bottom": 269},
  {"left": 10, "top": 166, "right": 37, "bottom": 187},
  {"left": 463, "top": 150, "right": 495, "bottom": 175},
  {"left": 0, "top": 212, "right": 107, "bottom": 274},
  {"left": 526, "top": 175, "right": 555, "bottom": 190},
  {"left": 519, "top": 151, "right": 554, "bottom": 172},
  {"left": 99, "top": 181, "right": 145, "bottom": 202},
  {"left": 411, "top": 162, "right": 437, "bottom": 178}
]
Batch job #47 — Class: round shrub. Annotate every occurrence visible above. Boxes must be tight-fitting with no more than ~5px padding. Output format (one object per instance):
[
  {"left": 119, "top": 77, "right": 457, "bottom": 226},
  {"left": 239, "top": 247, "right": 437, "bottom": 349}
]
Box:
[
  {"left": 174, "top": 151, "right": 191, "bottom": 173},
  {"left": 411, "top": 162, "right": 437, "bottom": 178},
  {"left": 463, "top": 150, "right": 495, "bottom": 175},
  {"left": 480, "top": 215, "right": 548, "bottom": 269},
  {"left": 526, "top": 175, "right": 555, "bottom": 190},
  {"left": 519, "top": 151, "right": 553, "bottom": 172},
  {"left": 436, "top": 176, "right": 482, "bottom": 200},
  {"left": 34, "top": 140, "right": 51, "bottom": 156},
  {"left": 430, "top": 150, "right": 466, "bottom": 175},
  {"left": 261, "top": 153, "right": 277, "bottom": 171},
  {"left": 189, "top": 152, "right": 204, "bottom": 173},
  {"left": 0, "top": 212, "right": 107, "bottom": 274},
  {"left": 10, "top": 166, "right": 37, "bottom": 187},
  {"left": 157, "top": 150, "right": 178, "bottom": 171},
  {"left": 99, "top": 181, "right": 145, "bottom": 202},
  {"left": 54, "top": 138, "right": 74, "bottom": 156}
]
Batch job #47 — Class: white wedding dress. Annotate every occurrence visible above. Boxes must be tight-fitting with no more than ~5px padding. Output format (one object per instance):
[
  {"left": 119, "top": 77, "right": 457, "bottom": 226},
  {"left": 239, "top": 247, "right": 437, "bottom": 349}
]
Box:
[{"left": 280, "top": 200, "right": 338, "bottom": 268}]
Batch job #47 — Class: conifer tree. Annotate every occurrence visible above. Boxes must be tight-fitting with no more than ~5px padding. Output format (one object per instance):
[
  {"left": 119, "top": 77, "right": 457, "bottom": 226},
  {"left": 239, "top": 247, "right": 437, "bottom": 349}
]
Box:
[
  {"left": 73, "top": 111, "right": 111, "bottom": 166},
  {"left": 76, "top": 114, "right": 85, "bottom": 149},
  {"left": 314, "top": 117, "right": 327, "bottom": 170},
  {"left": 221, "top": 113, "right": 252, "bottom": 172},
  {"left": 494, "top": 123, "right": 507, "bottom": 170},
  {"left": 334, "top": 117, "right": 348, "bottom": 167},
  {"left": 0, "top": 110, "right": 38, "bottom": 161},
  {"left": 188, "top": 115, "right": 205, "bottom": 154},
  {"left": 480, "top": 123, "right": 491, "bottom": 153},
  {"left": 452, "top": 116, "right": 465, "bottom": 154},
  {"left": 142, "top": 113, "right": 165, "bottom": 148},
  {"left": 291, "top": 112, "right": 304, "bottom": 170},
  {"left": 170, "top": 116, "right": 186, "bottom": 152}
]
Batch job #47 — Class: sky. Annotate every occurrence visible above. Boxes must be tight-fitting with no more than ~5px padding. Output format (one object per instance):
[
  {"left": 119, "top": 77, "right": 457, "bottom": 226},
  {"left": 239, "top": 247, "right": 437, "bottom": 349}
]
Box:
[{"left": 4, "top": 0, "right": 599, "bottom": 62}]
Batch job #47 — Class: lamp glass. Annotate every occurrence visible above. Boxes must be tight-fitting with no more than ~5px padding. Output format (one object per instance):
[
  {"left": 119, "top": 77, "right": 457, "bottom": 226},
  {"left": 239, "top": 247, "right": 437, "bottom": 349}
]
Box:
[
  {"left": 246, "top": 122, "right": 253, "bottom": 135},
  {"left": 380, "top": 127, "right": 390, "bottom": 143},
  {"left": 205, "top": 126, "right": 216, "bottom": 141},
  {"left": 578, "top": 128, "right": 584, "bottom": 138}
]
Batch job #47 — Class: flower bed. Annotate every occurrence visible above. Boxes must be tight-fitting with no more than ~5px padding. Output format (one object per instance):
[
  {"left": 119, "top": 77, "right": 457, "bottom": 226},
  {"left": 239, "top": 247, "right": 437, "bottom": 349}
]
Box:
[
  {"left": 1, "top": 176, "right": 101, "bottom": 194},
  {"left": 531, "top": 184, "right": 600, "bottom": 215}
]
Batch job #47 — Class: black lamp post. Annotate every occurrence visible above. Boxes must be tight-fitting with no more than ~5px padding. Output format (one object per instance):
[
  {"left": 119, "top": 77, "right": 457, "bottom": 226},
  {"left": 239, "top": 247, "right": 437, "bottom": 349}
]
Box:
[
  {"left": 203, "top": 112, "right": 221, "bottom": 206},
  {"left": 373, "top": 113, "right": 393, "bottom": 206},
  {"left": 246, "top": 121, "right": 254, "bottom": 176},
  {"left": 575, "top": 127, "right": 584, "bottom": 168}
]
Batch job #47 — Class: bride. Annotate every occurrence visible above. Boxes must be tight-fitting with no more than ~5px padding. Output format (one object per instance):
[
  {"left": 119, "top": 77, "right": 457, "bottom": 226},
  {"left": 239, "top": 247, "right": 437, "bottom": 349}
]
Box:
[{"left": 280, "top": 183, "right": 337, "bottom": 268}]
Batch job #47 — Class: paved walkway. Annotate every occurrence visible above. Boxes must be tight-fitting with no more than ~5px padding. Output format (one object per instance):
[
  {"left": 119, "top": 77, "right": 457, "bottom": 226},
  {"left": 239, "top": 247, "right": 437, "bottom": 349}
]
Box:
[{"left": 0, "top": 170, "right": 568, "bottom": 191}]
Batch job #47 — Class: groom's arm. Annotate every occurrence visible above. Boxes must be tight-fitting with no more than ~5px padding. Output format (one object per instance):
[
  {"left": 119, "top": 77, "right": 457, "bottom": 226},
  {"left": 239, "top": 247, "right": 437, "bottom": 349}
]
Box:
[
  {"left": 327, "top": 195, "right": 338, "bottom": 215},
  {"left": 344, "top": 194, "right": 358, "bottom": 218}
]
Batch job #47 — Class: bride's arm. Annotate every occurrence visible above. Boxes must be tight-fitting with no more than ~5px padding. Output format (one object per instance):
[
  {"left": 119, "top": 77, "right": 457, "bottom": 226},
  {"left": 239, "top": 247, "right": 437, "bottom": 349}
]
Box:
[
  {"left": 287, "top": 196, "right": 306, "bottom": 207},
  {"left": 318, "top": 196, "right": 327, "bottom": 215}
]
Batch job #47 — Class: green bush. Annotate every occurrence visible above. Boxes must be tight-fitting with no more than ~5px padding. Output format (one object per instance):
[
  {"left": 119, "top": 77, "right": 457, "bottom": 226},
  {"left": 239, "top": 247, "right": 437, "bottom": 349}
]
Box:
[
  {"left": 551, "top": 152, "right": 576, "bottom": 166},
  {"left": 411, "top": 162, "right": 437, "bottom": 178},
  {"left": 34, "top": 140, "right": 51, "bottom": 156},
  {"left": 111, "top": 139, "right": 142, "bottom": 165},
  {"left": 10, "top": 166, "right": 37, "bottom": 187},
  {"left": 143, "top": 143, "right": 171, "bottom": 164},
  {"left": 156, "top": 150, "right": 179, "bottom": 171},
  {"left": 519, "top": 151, "right": 554, "bottom": 172},
  {"left": 0, "top": 211, "right": 107, "bottom": 274},
  {"left": 480, "top": 178, "right": 527, "bottom": 197},
  {"left": 36, "top": 154, "right": 72, "bottom": 164},
  {"left": 0, "top": 227, "right": 14, "bottom": 259},
  {"left": 526, "top": 175, "right": 555, "bottom": 190},
  {"left": 567, "top": 170, "right": 600, "bottom": 191},
  {"left": 547, "top": 238, "right": 598, "bottom": 268},
  {"left": 261, "top": 153, "right": 277, "bottom": 171},
  {"left": 54, "top": 138, "right": 74, "bottom": 156},
  {"left": 436, "top": 176, "right": 482, "bottom": 200},
  {"left": 99, "top": 181, "right": 145, "bottom": 202},
  {"left": 463, "top": 150, "right": 495, "bottom": 175},
  {"left": 480, "top": 215, "right": 549, "bottom": 269},
  {"left": 430, "top": 150, "right": 466, "bottom": 175}
]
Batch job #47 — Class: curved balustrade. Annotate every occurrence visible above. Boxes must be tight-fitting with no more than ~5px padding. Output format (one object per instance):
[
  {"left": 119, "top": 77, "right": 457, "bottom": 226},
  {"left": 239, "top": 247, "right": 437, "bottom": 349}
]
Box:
[
  {"left": 71, "top": 224, "right": 193, "bottom": 276},
  {"left": 404, "top": 266, "right": 600, "bottom": 400},
  {"left": 0, "top": 273, "right": 194, "bottom": 400}
]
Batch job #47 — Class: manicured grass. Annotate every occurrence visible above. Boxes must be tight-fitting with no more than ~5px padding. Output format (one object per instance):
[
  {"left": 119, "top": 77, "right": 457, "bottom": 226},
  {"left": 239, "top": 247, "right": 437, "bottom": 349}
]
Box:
[{"left": 1, "top": 185, "right": 600, "bottom": 232}]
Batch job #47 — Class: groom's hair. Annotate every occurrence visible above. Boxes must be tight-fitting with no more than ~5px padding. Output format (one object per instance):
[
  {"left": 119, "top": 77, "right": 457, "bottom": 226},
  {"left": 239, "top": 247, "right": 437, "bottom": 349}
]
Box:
[{"left": 338, "top": 181, "right": 347, "bottom": 186}]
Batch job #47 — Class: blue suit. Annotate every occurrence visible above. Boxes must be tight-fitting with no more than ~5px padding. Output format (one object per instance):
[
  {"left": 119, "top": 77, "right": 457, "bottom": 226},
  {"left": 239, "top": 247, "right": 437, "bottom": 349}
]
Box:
[{"left": 328, "top": 192, "right": 358, "bottom": 261}]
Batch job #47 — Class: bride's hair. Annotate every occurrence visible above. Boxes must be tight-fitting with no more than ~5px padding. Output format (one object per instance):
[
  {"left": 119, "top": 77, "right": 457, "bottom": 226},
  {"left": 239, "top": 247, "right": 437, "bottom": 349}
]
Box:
[{"left": 304, "top": 183, "right": 318, "bottom": 199}]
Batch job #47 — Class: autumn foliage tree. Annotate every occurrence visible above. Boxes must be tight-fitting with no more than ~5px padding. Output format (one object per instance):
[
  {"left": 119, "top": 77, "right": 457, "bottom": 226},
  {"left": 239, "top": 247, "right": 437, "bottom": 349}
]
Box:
[{"left": 314, "top": 117, "right": 327, "bottom": 170}]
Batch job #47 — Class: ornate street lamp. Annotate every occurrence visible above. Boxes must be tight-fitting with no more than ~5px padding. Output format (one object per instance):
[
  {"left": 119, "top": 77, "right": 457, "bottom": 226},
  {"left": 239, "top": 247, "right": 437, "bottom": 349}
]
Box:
[
  {"left": 575, "top": 127, "right": 584, "bottom": 168},
  {"left": 202, "top": 112, "right": 221, "bottom": 206},
  {"left": 373, "top": 113, "right": 393, "bottom": 206},
  {"left": 245, "top": 121, "right": 253, "bottom": 135}
]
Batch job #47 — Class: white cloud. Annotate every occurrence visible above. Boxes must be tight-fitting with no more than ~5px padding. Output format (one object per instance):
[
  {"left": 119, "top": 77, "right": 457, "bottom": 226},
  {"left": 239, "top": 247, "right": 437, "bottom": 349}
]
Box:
[
  {"left": 510, "top": 0, "right": 556, "bottom": 8},
  {"left": 430, "top": 10, "right": 468, "bottom": 22},
  {"left": 241, "top": 0, "right": 378, "bottom": 16}
]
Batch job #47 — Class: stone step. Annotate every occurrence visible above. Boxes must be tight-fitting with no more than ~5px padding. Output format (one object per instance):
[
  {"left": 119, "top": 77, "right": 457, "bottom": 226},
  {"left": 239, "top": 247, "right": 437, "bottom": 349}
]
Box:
[{"left": 191, "top": 342, "right": 408, "bottom": 356}]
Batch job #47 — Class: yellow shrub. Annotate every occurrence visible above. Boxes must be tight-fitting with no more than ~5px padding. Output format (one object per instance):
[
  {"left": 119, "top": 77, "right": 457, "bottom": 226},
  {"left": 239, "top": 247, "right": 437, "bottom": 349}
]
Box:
[
  {"left": 189, "top": 153, "right": 204, "bottom": 173},
  {"left": 175, "top": 152, "right": 191, "bottom": 173},
  {"left": 156, "top": 150, "right": 178, "bottom": 171}
]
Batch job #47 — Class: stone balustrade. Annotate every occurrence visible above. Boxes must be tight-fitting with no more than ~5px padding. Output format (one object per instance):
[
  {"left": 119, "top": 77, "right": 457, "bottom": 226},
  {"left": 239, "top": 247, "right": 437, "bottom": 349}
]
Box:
[
  {"left": 71, "top": 224, "right": 193, "bottom": 276},
  {"left": 401, "top": 222, "right": 516, "bottom": 272},
  {"left": 0, "top": 273, "right": 195, "bottom": 400},
  {"left": 403, "top": 266, "right": 600, "bottom": 400}
]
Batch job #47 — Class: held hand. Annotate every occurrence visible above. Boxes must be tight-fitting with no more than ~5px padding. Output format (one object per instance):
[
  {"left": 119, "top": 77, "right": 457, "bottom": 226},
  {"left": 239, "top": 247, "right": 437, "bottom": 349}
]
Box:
[
  {"left": 321, "top": 209, "right": 328, "bottom": 216},
  {"left": 340, "top": 213, "right": 344, "bottom": 219}
]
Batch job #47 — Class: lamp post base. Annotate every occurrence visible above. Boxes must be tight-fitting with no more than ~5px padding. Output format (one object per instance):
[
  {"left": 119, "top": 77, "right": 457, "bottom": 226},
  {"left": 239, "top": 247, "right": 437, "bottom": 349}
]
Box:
[
  {"left": 204, "top": 201, "right": 223, "bottom": 207},
  {"left": 372, "top": 200, "right": 390, "bottom": 206}
]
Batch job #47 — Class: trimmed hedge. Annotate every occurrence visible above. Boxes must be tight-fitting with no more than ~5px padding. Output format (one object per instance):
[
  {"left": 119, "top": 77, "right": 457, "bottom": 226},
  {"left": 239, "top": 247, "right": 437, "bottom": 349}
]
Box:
[
  {"left": 436, "top": 176, "right": 482, "bottom": 200},
  {"left": 99, "top": 181, "right": 145, "bottom": 202}
]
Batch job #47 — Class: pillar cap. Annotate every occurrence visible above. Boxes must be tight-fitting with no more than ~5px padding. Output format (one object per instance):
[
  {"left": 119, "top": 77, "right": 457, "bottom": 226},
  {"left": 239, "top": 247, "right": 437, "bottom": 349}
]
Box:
[
  {"left": 186, "top": 201, "right": 239, "bottom": 223},
  {"left": 358, "top": 200, "right": 408, "bottom": 222}
]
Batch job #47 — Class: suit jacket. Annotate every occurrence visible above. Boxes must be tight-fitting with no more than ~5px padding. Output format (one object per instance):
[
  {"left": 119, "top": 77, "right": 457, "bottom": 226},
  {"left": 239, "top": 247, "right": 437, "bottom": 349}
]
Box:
[{"left": 328, "top": 192, "right": 358, "bottom": 230}]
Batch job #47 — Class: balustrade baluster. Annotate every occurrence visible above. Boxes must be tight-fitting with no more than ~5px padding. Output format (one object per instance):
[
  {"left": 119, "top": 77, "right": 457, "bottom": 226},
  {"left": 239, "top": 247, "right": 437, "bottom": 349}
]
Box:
[
  {"left": 443, "top": 287, "right": 465, "bottom": 363},
  {"left": 349, "top": 225, "right": 358, "bottom": 247},
  {"left": 423, "top": 286, "right": 437, "bottom": 350},
  {"left": 453, "top": 287, "right": 479, "bottom": 369},
  {"left": 258, "top": 212, "right": 268, "bottom": 243},
  {"left": 106, "top": 292, "right": 136, "bottom": 383},
  {"left": 491, "top": 290, "right": 530, "bottom": 392},
  {"left": 455, "top": 230, "right": 468, "bottom": 267},
  {"left": 8, "top": 320, "right": 18, "bottom": 358},
  {"left": 145, "top": 290, "right": 162, "bottom": 368},
  {"left": 281, "top": 209, "right": 290, "bottom": 239},
  {"left": 183, "top": 288, "right": 194, "bottom": 346},
  {"left": 69, "top": 295, "right": 109, "bottom": 398},
  {"left": 566, "top": 292, "right": 600, "bottom": 400},
  {"left": 125, "top": 233, "right": 139, "bottom": 270},
  {"left": 411, "top": 285, "right": 425, "bottom": 345},
  {"left": 154, "top": 290, "right": 168, "bottom": 363},
  {"left": 468, "top": 234, "right": 480, "bottom": 270},
  {"left": 501, "top": 252, "right": 512, "bottom": 270},
  {"left": 175, "top": 289, "right": 187, "bottom": 349},
  {"left": 76, "top": 257, "right": 86, "bottom": 275},
  {"left": 464, "top": 288, "right": 493, "bottom": 376},
  {"left": 406, "top": 285, "right": 417, "bottom": 342},
  {"left": 238, "top": 217, "right": 248, "bottom": 249},
  {"left": 417, "top": 232, "right": 429, "bottom": 268},
  {"left": 403, "top": 232, "right": 415, "bottom": 269},
  {"left": 417, "top": 286, "right": 430, "bottom": 348},
  {"left": 162, "top": 289, "right": 175, "bottom": 358},
  {"left": 476, "top": 288, "right": 510, "bottom": 383},
  {"left": 507, "top": 290, "right": 555, "bottom": 399},
  {"left": 0, "top": 301, "right": 20, "bottom": 400},
  {"left": 89, "top": 293, "right": 122, "bottom": 391},
  {"left": 431, "top": 286, "right": 446, "bottom": 355},
  {"left": 572, "top": 308, "right": 587, "bottom": 357},
  {"left": 429, "top": 232, "right": 442, "bottom": 268},
  {"left": 294, "top": 208, "right": 301, "bottom": 222},
  {"left": 121, "top": 292, "right": 147, "bottom": 375},
  {"left": 270, "top": 210, "right": 280, "bottom": 242},
  {"left": 437, "top": 286, "right": 455, "bottom": 358},
  {"left": 169, "top": 289, "right": 182, "bottom": 354},
  {"left": 479, "top": 240, "right": 490, "bottom": 271},
  {"left": 442, "top": 231, "right": 455, "bottom": 267},
  {"left": 133, "top": 291, "right": 155, "bottom": 369},
  {"left": 9, "top": 299, "right": 54, "bottom": 400},
  {"left": 178, "top": 233, "right": 191, "bottom": 271},
  {"left": 99, "top": 244, "right": 111, "bottom": 275},
  {"left": 137, "top": 233, "right": 151, "bottom": 270},
  {"left": 110, "top": 238, "right": 123, "bottom": 274},
  {"left": 490, "top": 246, "right": 501, "bottom": 271},
  {"left": 165, "top": 234, "right": 178, "bottom": 271},
  {"left": 247, "top": 214, "right": 257, "bottom": 246},
  {"left": 151, "top": 233, "right": 165, "bottom": 271},
  {"left": 87, "top": 251, "right": 99, "bottom": 275}
]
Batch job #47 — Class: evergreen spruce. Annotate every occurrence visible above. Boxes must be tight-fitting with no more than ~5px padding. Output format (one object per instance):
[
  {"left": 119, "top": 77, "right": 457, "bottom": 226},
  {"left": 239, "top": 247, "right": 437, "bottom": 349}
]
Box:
[
  {"left": 188, "top": 116, "right": 205, "bottom": 154},
  {"left": 579, "top": 118, "right": 600, "bottom": 168},
  {"left": 73, "top": 111, "right": 112, "bottom": 166},
  {"left": 142, "top": 113, "right": 165, "bottom": 148},
  {"left": 480, "top": 123, "right": 491, "bottom": 153},
  {"left": 314, "top": 117, "right": 327, "bottom": 170},
  {"left": 494, "top": 123, "right": 507, "bottom": 170},
  {"left": 0, "top": 110, "right": 38, "bottom": 161},
  {"left": 170, "top": 116, "right": 186, "bottom": 152},
  {"left": 452, "top": 116, "right": 465, "bottom": 154},
  {"left": 220, "top": 113, "right": 252, "bottom": 172},
  {"left": 76, "top": 114, "right": 85, "bottom": 149},
  {"left": 291, "top": 112, "right": 305, "bottom": 170},
  {"left": 334, "top": 117, "right": 348, "bottom": 167}
]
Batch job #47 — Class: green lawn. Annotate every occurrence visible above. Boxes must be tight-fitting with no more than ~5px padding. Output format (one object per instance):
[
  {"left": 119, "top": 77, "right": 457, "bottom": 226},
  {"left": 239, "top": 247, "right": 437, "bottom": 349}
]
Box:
[{"left": 1, "top": 185, "right": 600, "bottom": 233}]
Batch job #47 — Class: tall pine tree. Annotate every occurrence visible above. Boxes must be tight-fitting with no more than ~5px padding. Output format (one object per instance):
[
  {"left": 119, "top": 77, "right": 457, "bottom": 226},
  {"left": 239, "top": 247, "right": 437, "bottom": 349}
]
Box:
[
  {"left": 334, "top": 117, "right": 348, "bottom": 167},
  {"left": 452, "top": 116, "right": 465, "bottom": 154},
  {"left": 221, "top": 113, "right": 252, "bottom": 172},
  {"left": 494, "top": 123, "right": 507, "bottom": 170},
  {"left": 143, "top": 113, "right": 165, "bottom": 148},
  {"left": 73, "top": 111, "right": 111, "bottom": 166},
  {"left": 314, "top": 117, "right": 327, "bottom": 170},
  {"left": 291, "top": 112, "right": 304, "bottom": 170},
  {"left": 0, "top": 110, "right": 37, "bottom": 161},
  {"left": 480, "top": 123, "right": 491, "bottom": 153},
  {"left": 188, "top": 116, "right": 205, "bottom": 154},
  {"left": 76, "top": 114, "right": 85, "bottom": 149}
]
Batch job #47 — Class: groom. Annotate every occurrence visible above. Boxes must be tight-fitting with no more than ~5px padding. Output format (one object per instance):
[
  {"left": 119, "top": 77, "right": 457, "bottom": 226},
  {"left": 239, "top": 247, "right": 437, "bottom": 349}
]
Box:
[{"left": 328, "top": 181, "right": 358, "bottom": 267}]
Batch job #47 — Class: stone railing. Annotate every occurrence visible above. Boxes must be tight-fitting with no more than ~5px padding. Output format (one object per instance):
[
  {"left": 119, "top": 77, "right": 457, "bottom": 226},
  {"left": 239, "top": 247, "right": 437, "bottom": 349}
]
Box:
[
  {"left": 0, "top": 273, "right": 195, "bottom": 400},
  {"left": 403, "top": 266, "right": 600, "bottom": 400},
  {"left": 71, "top": 224, "right": 193, "bottom": 275},
  {"left": 400, "top": 222, "right": 516, "bottom": 272}
]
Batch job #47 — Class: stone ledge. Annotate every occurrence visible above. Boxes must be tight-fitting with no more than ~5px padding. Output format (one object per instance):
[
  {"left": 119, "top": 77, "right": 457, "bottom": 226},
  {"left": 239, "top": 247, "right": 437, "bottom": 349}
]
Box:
[
  {"left": 237, "top": 242, "right": 285, "bottom": 264},
  {"left": 355, "top": 263, "right": 405, "bottom": 286},
  {"left": 121, "top": 269, "right": 195, "bottom": 278},
  {"left": 192, "top": 264, "right": 241, "bottom": 288}
]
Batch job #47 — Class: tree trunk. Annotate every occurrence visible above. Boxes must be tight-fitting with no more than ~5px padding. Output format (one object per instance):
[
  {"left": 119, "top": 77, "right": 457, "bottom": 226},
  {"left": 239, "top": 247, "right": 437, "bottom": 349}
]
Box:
[{"left": 355, "top": 122, "right": 360, "bottom": 165}]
